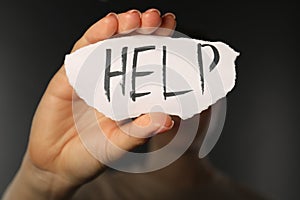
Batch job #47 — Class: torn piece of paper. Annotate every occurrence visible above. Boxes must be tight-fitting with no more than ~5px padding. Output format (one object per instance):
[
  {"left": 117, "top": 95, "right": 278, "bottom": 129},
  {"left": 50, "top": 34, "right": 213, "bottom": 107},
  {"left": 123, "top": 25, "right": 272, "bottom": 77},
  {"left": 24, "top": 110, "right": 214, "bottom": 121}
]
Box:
[{"left": 65, "top": 35, "right": 239, "bottom": 121}]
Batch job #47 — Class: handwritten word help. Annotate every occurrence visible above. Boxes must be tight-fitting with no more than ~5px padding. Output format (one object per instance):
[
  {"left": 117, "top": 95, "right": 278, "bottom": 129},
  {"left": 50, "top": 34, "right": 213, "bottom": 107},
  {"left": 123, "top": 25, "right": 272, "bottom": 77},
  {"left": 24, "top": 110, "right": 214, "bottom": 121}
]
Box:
[{"left": 65, "top": 35, "right": 239, "bottom": 120}]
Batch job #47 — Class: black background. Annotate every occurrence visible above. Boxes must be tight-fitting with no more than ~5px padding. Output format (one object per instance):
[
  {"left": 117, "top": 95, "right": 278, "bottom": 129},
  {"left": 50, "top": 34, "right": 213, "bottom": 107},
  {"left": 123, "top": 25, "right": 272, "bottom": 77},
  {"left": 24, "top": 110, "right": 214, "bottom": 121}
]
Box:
[{"left": 0, "top": 0, "right": 299, "bottom": 199}]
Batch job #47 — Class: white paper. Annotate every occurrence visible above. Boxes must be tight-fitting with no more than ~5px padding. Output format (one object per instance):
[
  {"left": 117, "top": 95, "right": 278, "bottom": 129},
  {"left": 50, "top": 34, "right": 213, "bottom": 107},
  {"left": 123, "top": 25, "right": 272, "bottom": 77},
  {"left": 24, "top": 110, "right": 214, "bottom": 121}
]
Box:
[{"left": 64, "top": 35, "right": 239, "bottom": 121}]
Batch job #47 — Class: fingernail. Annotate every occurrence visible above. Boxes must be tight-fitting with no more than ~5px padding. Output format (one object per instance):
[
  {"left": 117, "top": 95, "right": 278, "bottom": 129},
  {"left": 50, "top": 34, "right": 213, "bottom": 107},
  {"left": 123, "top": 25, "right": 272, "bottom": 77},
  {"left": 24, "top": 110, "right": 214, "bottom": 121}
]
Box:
[
  {"left": 162, "top": 12, "right": 176, "bottom": 19},
  {"left": 106, "top": 12, "right": 118, "bottom": 18},
  {"left": 127, "top": 9, "right": 142, "bottom": 18},
  {"left": 145, "top": 8, "right": 161, "bottom": 16},
  {"left": 153, "top": 120, "right": 174, "bottom": 135},
  {"left": 164, "top": 120, "right": 175, "bottom": 130},
  {"left": 159, "top": 120, "right": 175, "bottom": 131}
]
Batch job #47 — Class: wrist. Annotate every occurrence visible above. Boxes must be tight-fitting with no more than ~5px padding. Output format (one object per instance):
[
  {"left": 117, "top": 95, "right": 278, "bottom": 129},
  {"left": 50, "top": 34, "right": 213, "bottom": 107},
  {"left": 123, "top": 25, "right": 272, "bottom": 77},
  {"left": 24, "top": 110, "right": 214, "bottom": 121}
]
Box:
[{"left": 3, "top": 152, "right": 80, "bottom": 200}]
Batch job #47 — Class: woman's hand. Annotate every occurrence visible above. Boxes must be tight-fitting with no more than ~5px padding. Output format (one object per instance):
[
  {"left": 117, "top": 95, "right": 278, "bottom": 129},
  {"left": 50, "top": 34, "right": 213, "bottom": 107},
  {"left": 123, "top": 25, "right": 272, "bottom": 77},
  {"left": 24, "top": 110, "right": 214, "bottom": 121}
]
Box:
[{"left": 3, "top": 8, "right": 176, "bottom": 200}]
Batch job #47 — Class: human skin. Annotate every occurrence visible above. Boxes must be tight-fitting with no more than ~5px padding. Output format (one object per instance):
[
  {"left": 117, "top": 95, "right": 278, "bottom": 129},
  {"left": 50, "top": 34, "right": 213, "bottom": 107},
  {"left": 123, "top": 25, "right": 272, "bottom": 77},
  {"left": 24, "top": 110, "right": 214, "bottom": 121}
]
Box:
[{"left": 2, "top": 8, "right": 177, "bottom": 200}]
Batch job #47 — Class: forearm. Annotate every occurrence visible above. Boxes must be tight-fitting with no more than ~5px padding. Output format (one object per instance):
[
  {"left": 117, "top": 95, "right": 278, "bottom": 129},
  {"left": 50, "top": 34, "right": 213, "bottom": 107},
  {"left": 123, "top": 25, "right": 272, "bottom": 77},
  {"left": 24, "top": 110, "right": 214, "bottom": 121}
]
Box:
[{"left": 2, "top": 153, "right": 79, "bottom": 200}]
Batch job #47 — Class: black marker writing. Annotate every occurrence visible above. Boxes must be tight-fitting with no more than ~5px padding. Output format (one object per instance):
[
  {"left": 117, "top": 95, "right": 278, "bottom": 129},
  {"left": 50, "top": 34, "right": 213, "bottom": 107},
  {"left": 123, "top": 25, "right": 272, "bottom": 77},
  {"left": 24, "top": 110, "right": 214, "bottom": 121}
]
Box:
[
  {"left": 130, "top": 46, "right": 155, "bottom": 102},
  {"left": 163, "top": 45, "right": 192, "bottom": 99},
  {"left": 201, "top": 44, "right": 220, "bottom": 72},
  {"left": 197, "top": 43, "right": 205, "bottom": 94},
  {"left": 104, "top": 47, "right": 128, "bottom": 102},
  {"left": 104, "top": 43, "right": 220, "bottom": 102},
  {"left": 197, "top": 43, "right": 220, "bottom": 94}
]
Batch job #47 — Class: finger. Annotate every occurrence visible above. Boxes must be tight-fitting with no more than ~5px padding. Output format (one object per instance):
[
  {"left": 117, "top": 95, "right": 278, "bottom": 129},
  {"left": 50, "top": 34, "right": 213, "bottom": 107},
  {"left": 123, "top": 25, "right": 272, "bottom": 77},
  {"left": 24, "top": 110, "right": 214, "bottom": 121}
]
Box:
[
  {"left": 136, "top": 8, "right": 162, "bottom": 34},
  {"left": 154, "top": 12, "right": 177, "bottom": 36},
  {"left": 71, "top": 13, "right": 118, "bottom": 52},
  {"left": 52, "top": 13, "right": 119, "bottom": 102},
  {"left": 109, "top": 113, "right": 174, "bottom": 151},
  {"left": 117, "top": 9, "right": 141, "bottom": 34}
]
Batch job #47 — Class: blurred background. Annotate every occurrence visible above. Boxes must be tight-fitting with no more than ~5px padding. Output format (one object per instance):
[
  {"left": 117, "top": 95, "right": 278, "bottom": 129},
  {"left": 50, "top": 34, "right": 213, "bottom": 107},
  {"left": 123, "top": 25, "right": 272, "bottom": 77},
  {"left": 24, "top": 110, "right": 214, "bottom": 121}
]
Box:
[{"left": 0, "top": 0, "right": 299, "bottom": 199}]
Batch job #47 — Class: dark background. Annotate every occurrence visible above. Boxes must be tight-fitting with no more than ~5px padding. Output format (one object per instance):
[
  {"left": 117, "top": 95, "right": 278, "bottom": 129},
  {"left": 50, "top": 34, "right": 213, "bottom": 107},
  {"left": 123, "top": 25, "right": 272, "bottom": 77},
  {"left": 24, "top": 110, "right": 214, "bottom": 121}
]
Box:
[{"left": 0, "top": 0, "right": 299, "bottom": 199}]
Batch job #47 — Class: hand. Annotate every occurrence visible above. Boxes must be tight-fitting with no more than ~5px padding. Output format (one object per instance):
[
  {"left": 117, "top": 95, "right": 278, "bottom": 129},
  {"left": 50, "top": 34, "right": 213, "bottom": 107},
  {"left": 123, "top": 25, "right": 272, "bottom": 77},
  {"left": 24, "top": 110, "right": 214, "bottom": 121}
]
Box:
[{"left": 3, "top": 9, "right": 176, "bottom": 200}]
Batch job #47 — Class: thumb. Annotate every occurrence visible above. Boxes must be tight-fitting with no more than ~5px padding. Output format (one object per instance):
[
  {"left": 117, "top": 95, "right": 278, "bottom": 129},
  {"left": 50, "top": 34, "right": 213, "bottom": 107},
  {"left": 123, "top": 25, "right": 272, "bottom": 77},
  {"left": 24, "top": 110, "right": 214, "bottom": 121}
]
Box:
[{"left": 110, "top": 113, "right": 174, "bottom": 151}]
